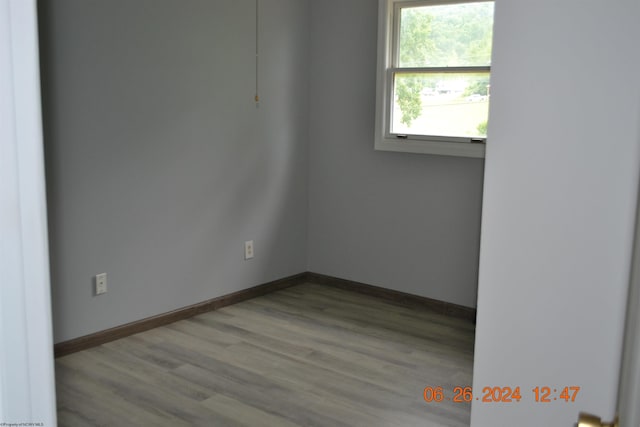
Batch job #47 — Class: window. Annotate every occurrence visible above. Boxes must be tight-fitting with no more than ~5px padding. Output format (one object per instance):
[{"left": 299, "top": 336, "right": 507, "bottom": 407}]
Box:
[{"left": 375, "top": 0, "right": 494, "bottom": 157}]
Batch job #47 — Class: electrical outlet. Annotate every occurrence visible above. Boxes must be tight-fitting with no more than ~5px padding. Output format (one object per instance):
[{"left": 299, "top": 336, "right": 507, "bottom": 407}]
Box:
[
  {"left": 244, "top": 240, "right": 254, "bottom": 260},
  {"left": 95, "top": 273, "right": 107, "bottom": 295}
]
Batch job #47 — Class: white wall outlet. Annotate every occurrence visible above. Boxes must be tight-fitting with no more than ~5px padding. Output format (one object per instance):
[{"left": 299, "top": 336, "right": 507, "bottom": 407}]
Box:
[
  {"left": 95, "top": 273, "right": 107, "bottom": 295},
  {"left": 244, "top": 240, "right": 254, "bottom": 260}
]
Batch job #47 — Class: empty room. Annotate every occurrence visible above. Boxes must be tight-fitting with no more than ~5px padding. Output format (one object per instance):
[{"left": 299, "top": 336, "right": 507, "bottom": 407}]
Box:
[{"left": 2, "top": 0, "right": 640, "bottom": 426}]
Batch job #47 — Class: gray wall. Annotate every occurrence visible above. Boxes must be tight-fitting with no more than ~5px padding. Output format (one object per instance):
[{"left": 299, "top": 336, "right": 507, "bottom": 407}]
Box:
[
  {"left": 307, "top": 0, "right": 484, "bottom": 308},
  {"left": 41, "top": 0, "right": 485, "bottom": 343},
  {"left": 40, "top": 0, "right": 310, "bottom": 343}
]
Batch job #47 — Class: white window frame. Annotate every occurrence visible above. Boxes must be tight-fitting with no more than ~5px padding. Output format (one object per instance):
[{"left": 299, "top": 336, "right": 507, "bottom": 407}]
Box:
[{"left": 374, "top": 0, "right": 491, "bottom": 158}]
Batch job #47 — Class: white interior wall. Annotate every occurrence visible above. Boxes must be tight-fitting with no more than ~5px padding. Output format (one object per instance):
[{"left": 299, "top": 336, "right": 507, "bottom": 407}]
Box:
[{"left": 471, "top": 0, "right": 640, "bottom": 425}]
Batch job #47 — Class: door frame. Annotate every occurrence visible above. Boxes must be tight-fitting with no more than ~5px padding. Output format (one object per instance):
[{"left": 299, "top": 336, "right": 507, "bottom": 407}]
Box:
[
  {"left": 618, "top": 173, "right": 640, "bottom": 426},
  {"left": 0, "top": 0, "right": 56, "bottom": 423}
]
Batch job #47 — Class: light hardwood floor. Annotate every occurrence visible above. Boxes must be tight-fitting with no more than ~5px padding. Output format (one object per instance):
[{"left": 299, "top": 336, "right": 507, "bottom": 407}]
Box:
[{"left": 55, "top": 282, "right": 475, "bottom": 426}]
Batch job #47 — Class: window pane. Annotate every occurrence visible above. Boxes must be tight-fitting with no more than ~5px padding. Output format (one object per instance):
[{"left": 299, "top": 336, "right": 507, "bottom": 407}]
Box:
[
  {"left": 398, "top": 2, "right": 494, "bottom": 67},
  {"left": 391, "top": 72, "right": 490, "bottom": 138}
]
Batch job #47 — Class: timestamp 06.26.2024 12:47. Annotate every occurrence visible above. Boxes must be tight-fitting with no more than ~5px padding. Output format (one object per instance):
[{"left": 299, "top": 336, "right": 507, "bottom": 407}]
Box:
[{"left": 423, "top": 386, "right": 581, "bottom": 404}]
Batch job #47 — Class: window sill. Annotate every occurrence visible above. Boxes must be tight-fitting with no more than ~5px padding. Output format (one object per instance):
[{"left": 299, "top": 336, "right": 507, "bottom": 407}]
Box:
[{"left": 375, "top": 137, "right": 486, "bottom": 158}]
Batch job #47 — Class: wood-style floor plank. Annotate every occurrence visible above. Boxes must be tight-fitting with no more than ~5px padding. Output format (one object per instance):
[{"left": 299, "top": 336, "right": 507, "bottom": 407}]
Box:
[{"left": 56, "top": 282, "right": 474, "bottom": 426}]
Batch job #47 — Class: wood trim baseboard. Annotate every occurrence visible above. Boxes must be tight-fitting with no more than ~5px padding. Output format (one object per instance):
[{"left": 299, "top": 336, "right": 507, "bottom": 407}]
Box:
[
  {"left": 305, "top": 272, "right": 477, "bottom": 322},
  {"left": 54, "top": 273, "right": 307, "bottom": 358},
  {"left": 55, "top": 271, "right": 476, "bottom": 357}
]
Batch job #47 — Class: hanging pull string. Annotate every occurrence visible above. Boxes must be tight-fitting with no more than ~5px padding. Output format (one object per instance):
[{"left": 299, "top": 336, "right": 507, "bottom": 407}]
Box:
[{"left": 255, "top": 0, "right": 260, "bottom": 107}]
